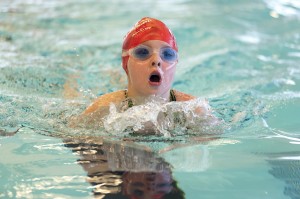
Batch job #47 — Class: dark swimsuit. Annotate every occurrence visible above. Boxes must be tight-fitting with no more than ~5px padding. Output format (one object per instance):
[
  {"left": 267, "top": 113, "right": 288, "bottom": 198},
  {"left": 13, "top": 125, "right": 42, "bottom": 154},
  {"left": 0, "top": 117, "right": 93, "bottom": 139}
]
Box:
[{"left": 124, "top": 89, "right": 176, "bottom": 108}]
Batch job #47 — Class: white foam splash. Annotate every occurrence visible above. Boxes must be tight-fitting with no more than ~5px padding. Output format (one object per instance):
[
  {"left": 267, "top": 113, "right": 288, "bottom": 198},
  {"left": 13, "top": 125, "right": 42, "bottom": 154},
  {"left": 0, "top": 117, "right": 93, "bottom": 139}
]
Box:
[{"left": 103, "top": 97, "right": 221, "bottom": 136}]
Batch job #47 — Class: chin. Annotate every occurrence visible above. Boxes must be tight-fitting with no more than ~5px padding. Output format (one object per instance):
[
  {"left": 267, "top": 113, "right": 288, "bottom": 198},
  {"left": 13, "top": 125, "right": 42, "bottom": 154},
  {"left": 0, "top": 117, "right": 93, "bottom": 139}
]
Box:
[{"left": 148, "top": 88, "right": 170, "bottom": 99}]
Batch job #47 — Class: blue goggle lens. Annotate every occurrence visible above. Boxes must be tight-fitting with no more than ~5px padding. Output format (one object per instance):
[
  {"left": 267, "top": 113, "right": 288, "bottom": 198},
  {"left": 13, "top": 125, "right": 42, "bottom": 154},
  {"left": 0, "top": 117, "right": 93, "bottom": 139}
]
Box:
[
  {"left": 132, "top": 46, "right": 177, "bottom": 63},
  {"left": 161, "top": 47, "right": 177, "bottom": 62},
  {"left": 133, "top": 47, "right": 151, "bottom": 60}
]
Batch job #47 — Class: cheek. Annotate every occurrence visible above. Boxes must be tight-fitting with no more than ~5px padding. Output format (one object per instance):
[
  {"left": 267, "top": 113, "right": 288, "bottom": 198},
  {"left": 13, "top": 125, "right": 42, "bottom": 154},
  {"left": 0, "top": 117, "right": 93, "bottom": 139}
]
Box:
[
  {"left": 127, "top": 60, "right": 149, "bottom": 80},
  {"left": 163, "top": 65, "right": 176, "bottom": 82},
  {"left": 133, "top": 63, "right": 148, "bottom": 73}
]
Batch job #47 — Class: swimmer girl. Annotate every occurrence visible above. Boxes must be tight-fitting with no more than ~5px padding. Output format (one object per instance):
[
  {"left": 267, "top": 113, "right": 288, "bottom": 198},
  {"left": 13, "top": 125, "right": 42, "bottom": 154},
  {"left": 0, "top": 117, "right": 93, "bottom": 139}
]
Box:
[{"left": 78, "top": 17, "right": 220, "bottom": 134}]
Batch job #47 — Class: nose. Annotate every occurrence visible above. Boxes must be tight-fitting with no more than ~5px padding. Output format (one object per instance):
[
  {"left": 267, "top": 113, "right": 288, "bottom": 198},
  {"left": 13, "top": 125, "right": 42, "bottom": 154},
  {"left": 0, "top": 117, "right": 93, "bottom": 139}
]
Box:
[
  {"left": 152, "top": 61, "right": 161, "bottom": 67},
  {"left": 150, "top": 52, "right": 162, "bottom": 67}
]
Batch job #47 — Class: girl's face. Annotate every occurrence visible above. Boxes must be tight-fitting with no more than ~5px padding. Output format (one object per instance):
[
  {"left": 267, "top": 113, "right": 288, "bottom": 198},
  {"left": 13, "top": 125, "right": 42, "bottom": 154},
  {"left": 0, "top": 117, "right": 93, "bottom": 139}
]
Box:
[{"left": 125, "top": 40, "right": 178, "bottom": 99}]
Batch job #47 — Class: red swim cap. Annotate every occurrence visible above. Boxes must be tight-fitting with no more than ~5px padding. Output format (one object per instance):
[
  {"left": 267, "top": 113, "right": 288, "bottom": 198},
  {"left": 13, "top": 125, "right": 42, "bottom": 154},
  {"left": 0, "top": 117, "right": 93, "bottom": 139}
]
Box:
[{"left": 122, "top": 17, "right": 178, "bottom": 72}]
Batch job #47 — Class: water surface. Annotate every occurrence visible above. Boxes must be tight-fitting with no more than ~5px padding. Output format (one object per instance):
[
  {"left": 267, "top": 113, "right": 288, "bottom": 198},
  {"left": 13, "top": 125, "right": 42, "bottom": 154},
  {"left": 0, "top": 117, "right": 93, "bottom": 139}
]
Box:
[{"left": 1, "top": 0, "right": 300, "bottom": 198}]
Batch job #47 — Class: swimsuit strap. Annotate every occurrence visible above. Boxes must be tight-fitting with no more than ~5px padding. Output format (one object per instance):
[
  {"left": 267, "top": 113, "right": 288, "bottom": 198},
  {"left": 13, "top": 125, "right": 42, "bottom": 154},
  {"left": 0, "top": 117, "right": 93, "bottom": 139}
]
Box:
[
  {"left": 169, "top": 89, "right": 177, "bottom": 102},
  {"left": 124, "top": 89, "right": 176, "bottom": 108},
  {"left": 124, "top": 90, "right": 134, "bottom": 108}
]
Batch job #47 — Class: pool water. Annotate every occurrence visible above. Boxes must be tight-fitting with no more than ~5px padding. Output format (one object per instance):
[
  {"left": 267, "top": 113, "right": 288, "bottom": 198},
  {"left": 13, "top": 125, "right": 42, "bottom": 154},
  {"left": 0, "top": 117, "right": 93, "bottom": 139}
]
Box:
[{"left": 1, "top": 0, "right": 300, "bottom": 198}]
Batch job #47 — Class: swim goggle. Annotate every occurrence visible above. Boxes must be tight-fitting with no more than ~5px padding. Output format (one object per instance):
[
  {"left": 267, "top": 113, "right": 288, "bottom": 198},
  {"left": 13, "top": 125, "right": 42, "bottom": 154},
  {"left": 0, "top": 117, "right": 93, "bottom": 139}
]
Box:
[{"left": 122, "top": 44, "right": 178, "bottom": 63}]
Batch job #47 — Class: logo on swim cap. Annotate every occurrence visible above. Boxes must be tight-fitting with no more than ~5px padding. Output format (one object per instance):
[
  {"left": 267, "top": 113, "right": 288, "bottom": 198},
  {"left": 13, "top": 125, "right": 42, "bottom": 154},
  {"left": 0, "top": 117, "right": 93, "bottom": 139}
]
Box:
[{"left": 122, "top": 17, "right": 178, "bottom": 71}]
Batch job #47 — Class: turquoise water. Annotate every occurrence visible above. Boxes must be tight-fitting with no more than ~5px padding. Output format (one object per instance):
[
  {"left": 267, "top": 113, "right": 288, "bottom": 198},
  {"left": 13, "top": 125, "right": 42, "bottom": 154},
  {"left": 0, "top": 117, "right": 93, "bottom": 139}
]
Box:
[{"left": 1, "top": 0, "right": 300, "bottom": 198}]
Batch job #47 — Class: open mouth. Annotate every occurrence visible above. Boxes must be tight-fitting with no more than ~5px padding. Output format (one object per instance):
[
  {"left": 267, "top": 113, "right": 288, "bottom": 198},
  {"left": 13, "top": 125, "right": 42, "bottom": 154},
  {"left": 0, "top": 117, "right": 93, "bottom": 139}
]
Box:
[{"left": 149, "top": 72, "right": 161, "bottom": 85}]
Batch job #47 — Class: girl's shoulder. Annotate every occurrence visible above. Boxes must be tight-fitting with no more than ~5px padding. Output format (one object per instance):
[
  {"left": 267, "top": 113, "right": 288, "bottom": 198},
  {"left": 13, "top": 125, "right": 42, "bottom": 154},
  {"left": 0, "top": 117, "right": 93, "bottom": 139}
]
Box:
[
  {"left": 84, "top": 90, "right": 125, "bottom": 114},
  {"left": 173, "top": 89, "right": 195, "bottom": 101}
]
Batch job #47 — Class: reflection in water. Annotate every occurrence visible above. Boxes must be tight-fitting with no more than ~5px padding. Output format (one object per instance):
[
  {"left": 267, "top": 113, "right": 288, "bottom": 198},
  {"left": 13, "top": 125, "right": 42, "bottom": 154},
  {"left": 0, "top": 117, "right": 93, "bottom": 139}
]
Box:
[
  {"left": 63, "top": 137, "right": 185, "bottom": 199},
  {"left": 266, "top": 152, "right": 300, "bottom": 199}
]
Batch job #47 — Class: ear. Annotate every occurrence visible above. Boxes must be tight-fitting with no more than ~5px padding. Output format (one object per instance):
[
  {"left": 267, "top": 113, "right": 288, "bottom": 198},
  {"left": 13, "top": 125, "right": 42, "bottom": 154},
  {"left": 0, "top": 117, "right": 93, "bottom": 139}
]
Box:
[
  {"left": 122, "top": 56, "right": 129, "bottom": 74},
  {"left": 123, "top": 66, "right": 129, "bottom": 75}
]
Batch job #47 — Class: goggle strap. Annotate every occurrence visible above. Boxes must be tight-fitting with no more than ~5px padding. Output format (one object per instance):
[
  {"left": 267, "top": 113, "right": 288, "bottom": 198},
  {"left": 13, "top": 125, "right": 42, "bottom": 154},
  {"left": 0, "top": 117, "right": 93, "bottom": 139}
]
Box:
[{"left": 122, "top": 50, "right": 129, "bottom": 57}]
